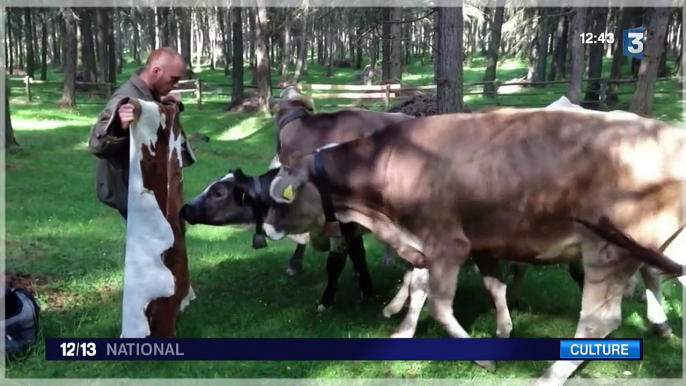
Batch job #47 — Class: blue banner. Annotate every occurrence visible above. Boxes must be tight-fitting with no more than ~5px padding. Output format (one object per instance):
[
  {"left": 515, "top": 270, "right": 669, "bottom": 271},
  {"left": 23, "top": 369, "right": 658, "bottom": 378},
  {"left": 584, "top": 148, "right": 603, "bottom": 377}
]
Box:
[{"left": 45, "top": 338, "right": 642, "bottom": 361}]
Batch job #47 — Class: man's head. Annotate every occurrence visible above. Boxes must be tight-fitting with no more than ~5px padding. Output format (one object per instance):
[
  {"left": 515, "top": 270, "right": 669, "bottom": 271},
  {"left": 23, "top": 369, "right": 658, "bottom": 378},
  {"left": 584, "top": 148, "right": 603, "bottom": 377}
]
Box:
[{"left": 141, "top": 47, "right": 185, "bottom": 96}]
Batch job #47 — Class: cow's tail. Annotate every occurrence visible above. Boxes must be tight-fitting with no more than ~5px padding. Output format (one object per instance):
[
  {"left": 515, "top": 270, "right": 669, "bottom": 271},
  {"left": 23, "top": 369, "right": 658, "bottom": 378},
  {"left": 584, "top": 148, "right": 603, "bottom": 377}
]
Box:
[{"left": 574, "top": 216, "right": 686, "bottom": 286}]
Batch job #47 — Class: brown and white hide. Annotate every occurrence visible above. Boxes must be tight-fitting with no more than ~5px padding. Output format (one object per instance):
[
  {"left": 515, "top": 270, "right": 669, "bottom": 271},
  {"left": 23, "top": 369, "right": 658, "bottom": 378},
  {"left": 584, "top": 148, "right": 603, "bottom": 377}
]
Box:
[{"left": 120, "top": 97, "right": 195, "bottom": 338}]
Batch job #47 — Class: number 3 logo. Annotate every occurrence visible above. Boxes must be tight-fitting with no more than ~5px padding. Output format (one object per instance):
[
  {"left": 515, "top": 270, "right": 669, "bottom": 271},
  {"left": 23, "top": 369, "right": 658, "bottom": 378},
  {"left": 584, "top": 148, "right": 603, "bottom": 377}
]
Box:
[{"left": 627, "top": 32, "right": 644, "bottom": 54}]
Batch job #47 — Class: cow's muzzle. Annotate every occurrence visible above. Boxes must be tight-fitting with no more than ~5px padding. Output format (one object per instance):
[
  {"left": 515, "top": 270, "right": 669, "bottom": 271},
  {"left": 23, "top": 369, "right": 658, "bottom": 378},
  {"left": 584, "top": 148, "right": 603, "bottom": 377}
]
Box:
[
  {"left": 263, "top": 223, "right": 286, "bottom": 241},
  {"left": 180, "top": 203, "right": 201, "bottom": 225}
]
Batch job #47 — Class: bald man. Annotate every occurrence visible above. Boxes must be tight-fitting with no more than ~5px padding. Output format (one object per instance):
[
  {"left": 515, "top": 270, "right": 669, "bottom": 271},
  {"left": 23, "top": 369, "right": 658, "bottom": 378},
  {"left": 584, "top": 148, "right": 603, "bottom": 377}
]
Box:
[{"left": 88, "top": 47, "right": 196, "bottom": 220}]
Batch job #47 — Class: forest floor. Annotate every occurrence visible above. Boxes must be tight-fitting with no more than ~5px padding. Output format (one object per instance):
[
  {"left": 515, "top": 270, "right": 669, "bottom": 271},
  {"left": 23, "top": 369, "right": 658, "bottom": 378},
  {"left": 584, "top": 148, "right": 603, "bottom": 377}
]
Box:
[{"left": 4, "top": 56, "right": 683, "bottom": 379}]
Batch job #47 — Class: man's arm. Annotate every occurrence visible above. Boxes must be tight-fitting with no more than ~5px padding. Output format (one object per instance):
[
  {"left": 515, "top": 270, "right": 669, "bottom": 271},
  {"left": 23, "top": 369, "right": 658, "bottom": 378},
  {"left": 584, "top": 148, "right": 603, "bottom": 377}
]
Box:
[{"left": 88, "top": 94, "right": 130, "bottom": 159}]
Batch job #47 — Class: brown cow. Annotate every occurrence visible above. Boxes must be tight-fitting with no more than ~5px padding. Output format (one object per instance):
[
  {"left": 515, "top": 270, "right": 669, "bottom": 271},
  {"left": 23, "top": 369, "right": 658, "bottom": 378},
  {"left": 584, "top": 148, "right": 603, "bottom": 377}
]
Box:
[
  {"left": 120, "top": 97, "right": 194, "bottom": 338},
  {"left": 263, "top": 106, "right": 686, "bottom": 384}
]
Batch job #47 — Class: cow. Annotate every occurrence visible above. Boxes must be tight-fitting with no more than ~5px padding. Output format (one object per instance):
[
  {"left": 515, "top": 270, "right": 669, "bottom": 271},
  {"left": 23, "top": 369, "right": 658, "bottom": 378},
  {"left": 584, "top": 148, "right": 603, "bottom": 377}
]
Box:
[
  {"left": 119, "top": 97, "right": 195, "bottom": 338},
  {"left": 269, "top": 86, "right": 416, "bottom": 278},
  {"left": 262, "top": 106, "right": 686, "bottom": 384},
  {"left": 383, "top": 98, "right": 672, "bottom": 339},
  {"left": 181, "top": 86, "right": 416, "bottom": 311}
]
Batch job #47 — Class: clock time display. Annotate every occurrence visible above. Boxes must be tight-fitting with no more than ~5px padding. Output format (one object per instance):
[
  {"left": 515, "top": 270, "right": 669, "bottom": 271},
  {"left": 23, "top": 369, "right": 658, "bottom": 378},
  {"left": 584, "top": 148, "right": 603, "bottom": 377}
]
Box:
[{"left": 579, "top": 32, "right": 615, "bottom": 44}]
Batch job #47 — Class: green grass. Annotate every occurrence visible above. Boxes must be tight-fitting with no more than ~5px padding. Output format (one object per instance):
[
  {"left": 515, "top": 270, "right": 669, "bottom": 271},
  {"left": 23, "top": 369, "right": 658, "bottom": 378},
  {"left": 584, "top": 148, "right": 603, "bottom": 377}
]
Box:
[{"left": 3, "top": 55, "right": 683, "bottom": 380}]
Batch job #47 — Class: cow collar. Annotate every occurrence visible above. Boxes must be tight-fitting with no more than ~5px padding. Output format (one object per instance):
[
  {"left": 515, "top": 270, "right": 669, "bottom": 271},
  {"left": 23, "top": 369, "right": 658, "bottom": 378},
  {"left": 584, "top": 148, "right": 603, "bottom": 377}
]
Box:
[
  {"left": 312, "top": 151, "right": 342, "bottom": 237},
  {"left": 278, "top": 108, "right": 310, "bottom": 130}
]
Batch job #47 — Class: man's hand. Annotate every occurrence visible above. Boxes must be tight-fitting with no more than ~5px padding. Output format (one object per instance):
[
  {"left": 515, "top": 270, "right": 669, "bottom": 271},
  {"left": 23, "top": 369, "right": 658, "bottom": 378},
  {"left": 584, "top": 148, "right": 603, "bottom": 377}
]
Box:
[
  {"left": 161, "top": 92, "right": 181, "bottom": 104},
  {"left": 118, "top": 103, "right": 135, "bottom": 129}
]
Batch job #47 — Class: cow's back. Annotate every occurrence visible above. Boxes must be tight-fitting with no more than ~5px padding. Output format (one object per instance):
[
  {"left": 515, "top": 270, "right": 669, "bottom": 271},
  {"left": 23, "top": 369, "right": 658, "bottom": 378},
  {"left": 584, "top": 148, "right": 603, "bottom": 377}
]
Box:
[
  {"left": 352, "top": 107, "right": 685, "bottom": 248},
  {"left": 279, "top": 109, "right": 414, "bottom": 161}
]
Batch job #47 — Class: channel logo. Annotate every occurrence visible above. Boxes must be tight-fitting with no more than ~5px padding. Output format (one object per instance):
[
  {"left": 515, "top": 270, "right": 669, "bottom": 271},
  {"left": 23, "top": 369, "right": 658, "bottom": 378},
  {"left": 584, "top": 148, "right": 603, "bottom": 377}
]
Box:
[{"left": 623, "top": 27, "right": 645, "bottom": 59}]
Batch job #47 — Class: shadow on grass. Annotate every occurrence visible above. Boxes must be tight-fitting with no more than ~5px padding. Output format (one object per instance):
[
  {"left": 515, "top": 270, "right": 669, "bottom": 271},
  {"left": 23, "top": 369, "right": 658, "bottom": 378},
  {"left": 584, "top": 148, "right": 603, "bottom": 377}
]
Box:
[{"left": 4, "top": 231, "right": 683, "bottom": 379}]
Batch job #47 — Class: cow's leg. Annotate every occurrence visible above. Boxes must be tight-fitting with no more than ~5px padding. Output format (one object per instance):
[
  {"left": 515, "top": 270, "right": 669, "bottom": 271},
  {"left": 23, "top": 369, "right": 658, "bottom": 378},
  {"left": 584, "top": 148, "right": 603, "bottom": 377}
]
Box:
[
  {"left": 382, "top": 268, "right": 413, "bottom": 318},
  {"left": 318, "top": 242, "right": 347, "bottom": 312},
  {"left": 623, "top": 274, "right": 639, "bottom": 299},
  {"left": 535, "top": 242, "right": 639, "bottom": 386},
  {"left": 346, "top": 233, "right": 374, "bottom": 299},
  {"left": 424, "top": 233, "right": 496, "bottom": 372},
  {"left": 391, "top": 267, "right": 429, "bottom": 338},
  {"left": 567, "top": 260, "right": 585, "bottom": 290},
  {"left": 506, "top": 263, "right": 527, "bottom": 308},
  {"left": 382, "top": 242, "right": 396, "bottom": 267},
  {"left": 639, "top": 264, "right": 672, "bottom": 337},
  {"left": 286, "top": 244, "right": 307, "bottom": 276},
  {"left": 473, "top": 254, "right": 513, "bottom": 338}
]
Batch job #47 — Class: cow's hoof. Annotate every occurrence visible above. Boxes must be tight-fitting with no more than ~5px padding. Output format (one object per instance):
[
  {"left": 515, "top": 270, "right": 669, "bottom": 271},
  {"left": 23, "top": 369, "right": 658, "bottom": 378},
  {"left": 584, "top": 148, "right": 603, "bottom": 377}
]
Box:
[
  {"left": 285, "top": 265, "right": 301, "bottom": 276},
  {"left": 252, "top": 234, "right": 268, "bottom": 249},
  {"left": 382, "top": 305, "right": 401, "bottom": 318},
  {"left": 317, "top": 304, "right": 330, "bottom": 313},
  {"left": 390, "top": 329, "right": 415, "bottom": 338},
  {"left": 476, "top": 360, "right": 496, "bottom": 373},
  {"left": 652, "top": 322, "right": 673, "bottom": 339}
]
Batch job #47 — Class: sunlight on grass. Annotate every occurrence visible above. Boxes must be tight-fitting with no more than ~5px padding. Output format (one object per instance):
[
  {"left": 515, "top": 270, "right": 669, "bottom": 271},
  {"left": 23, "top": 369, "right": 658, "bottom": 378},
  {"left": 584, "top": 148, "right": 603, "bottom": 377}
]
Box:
[
  {"left": 12, "top": 117, "right": 93, "bottom": 131},
  {"left": 186, "top": 224, "right": 251, "bottom": 241},
  {"left": 217, "top": 116, "right": 269, "bottom": 141}
]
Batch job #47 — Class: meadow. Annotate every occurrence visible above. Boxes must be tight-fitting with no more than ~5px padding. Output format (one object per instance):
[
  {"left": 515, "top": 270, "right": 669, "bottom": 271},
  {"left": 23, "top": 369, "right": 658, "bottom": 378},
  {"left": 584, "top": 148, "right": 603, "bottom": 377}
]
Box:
[{"left": 4, "top": 57, "right": 683, "bottom": 379}]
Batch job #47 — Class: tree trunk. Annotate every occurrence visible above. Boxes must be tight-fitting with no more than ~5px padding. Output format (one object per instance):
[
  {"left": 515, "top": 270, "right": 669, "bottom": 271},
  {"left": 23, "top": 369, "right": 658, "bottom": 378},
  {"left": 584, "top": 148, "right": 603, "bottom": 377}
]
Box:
[
  {"left": 254, "top": 2, "right": 271, "bottom": 114},
  {"left": 4, "top": 81, "right": 19, "bottom": 149},
  {"left": 51, "top": 14, "right": 60, "bottom": 65},
  {"left": 231, "top": 8, "right": 244, "bottom": 101},
  {"left": 280, "top": 16, "right": 292, "bottom": 85},
  {"left": 582, "top": 7, "right": 608, "bottom": 107},
  {"left": 218, "top": 8, "right": 230, "bottom": 76},
  {"left": 132, "top": 10, "right": 141, "bottom": 64},
  {"left": 107, "top": 11, "right": 117, "bottom": 84},
  {"left": 534, "top": 8, "right": 549, "bottom": 83},
  {"left": 40, "top": 13, "right": 48, "bottom": 81},
  {"left": 389, "top": 7, "right": 403, "bottom": 81},
  {"left": 293, "top": 9, "right": 308, "bottom": 82},
  {"left": 59, "top": 8, "right": 77, "bottom": 107},
  {"left": 79, "top": 8, "right": 97, "bottom": 83},
  {"left": 24, "top": 8, "right": 35, "bottom": 78},
  {"left": 606, "top": 7, "right": 634, "bottom": 105},
  {"left": 179, "top": 8, "right": 193, "bottom": 78},
  {"left": 548, "top": 9, "right": 567, "bottom": 81},
  {"left": 148, "top": 8, "right": 156, "bottom": 51},
  {"left": 96, "top": 9, "right": 109, "bottom": 83},
  {"left": 7, "top": 11, "right": 13, "bottom": 74},
  {"left": 483, "top": 1, "right": 505, "bottom": 97},
  {"left": 381, "top": 7, "right": 391, "bottom": 81},
  {"left": 630, "top": 8, "right": 670, "bottom": 116},
  {"left": 566, "top": 8, "right": 587, "bottom": 104},
  {"left": 435, "top": 7, "right": 463, "bottom": 114}
]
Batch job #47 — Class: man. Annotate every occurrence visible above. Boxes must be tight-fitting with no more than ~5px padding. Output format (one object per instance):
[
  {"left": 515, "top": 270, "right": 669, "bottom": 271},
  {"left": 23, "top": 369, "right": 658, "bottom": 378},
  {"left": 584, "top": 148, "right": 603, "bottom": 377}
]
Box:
[{"left": 88, "top": 47, "right": 196, "bottom": 219}]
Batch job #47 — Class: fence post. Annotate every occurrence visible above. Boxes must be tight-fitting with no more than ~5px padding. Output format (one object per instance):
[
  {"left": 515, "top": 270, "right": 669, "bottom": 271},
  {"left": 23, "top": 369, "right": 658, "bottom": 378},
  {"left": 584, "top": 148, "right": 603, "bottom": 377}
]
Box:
[
  {"left": 107, "top": 83, "right": 112, "bottom": 97},
  {"left": 196, "top": 79, "right": 202, "bottom": 108},
  {"left": 25, "top": 76, "right": 32, "bottom": 102},
  {"left": 493, "top": 80, "right": 500, "bottom": 105},
  {"left": 384, "top": 84, "right": 391, "bottom": 110}
]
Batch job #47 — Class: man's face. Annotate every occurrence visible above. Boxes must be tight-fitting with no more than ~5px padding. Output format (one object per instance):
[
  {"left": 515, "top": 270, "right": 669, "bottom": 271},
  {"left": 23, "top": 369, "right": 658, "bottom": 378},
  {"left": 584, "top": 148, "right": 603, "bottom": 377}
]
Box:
[{"left": 152, "top": 57, "right": 184, "bottom": 96}]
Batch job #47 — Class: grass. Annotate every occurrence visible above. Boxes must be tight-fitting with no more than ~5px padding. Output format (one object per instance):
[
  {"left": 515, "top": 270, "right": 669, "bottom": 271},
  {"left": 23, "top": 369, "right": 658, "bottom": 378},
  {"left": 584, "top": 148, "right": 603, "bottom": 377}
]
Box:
[{"left": 3, "top": 54, "right": 684, "bottom": 380}]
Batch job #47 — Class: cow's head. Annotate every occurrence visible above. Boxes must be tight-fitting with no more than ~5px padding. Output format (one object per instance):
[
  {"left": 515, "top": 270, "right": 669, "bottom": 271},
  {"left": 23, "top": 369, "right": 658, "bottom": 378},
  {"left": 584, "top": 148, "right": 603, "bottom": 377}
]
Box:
[
  {"left": 261, "top": 152, "right": 333, "bottom": 252},
  {"left": 180, "top": 170, "right": 255, "bottom": 227}
]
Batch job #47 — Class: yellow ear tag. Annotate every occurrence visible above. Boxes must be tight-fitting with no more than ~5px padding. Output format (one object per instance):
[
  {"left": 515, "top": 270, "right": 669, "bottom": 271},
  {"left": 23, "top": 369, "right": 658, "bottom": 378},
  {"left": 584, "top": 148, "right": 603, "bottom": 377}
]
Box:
[{"left": 283, "top": 185, "right": 294, "bottom": 200}]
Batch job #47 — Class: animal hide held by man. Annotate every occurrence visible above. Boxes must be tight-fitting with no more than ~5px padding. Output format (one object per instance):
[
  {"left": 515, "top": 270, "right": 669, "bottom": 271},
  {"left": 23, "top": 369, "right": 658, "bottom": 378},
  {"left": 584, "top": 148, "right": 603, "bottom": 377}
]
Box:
[{"left": 120, "top": 97, "right": 195, "bottom": 338}]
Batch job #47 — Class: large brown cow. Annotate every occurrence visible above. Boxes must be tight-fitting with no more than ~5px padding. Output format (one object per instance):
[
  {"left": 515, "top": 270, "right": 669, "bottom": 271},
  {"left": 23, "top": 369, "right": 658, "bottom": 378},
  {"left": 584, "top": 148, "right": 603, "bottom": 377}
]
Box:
[
  {"left": 120, "top": 97, "right": 194, "bottom": 338},
  {"left": 263, "top": 106, "right": 686, "bottom": 384}
]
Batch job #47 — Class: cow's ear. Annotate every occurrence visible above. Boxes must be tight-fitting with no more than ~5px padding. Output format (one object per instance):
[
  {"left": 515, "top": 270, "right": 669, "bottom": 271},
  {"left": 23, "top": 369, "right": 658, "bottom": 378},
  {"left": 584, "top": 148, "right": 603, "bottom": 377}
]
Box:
[{"left": 269, "top": 175, "right": 300, "bottom": 204}]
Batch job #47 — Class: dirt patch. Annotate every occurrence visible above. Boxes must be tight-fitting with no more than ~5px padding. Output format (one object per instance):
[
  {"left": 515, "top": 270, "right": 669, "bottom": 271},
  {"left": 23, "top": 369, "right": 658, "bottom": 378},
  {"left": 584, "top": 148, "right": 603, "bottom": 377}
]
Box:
[{"left": 5, "top": 272, "right": 51, "bottom": 293}]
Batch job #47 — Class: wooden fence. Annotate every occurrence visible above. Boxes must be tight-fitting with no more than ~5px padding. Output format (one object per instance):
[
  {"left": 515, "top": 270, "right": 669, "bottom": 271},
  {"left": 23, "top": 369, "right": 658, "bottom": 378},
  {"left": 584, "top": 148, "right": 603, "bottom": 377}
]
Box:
[{"left": 11, "top": 74, "right": 683, "bottom": 110}]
